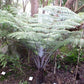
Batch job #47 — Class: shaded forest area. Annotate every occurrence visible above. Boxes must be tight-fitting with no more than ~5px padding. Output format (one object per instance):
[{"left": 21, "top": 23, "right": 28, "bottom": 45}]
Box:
[{"left": 0, "top": 0, "right": 84, "bottom": 84}]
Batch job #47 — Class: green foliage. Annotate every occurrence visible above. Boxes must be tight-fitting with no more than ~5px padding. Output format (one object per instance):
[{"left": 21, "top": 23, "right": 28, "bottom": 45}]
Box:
[
  {"left": 63, "top": 49, "right": 78, "bottom": 64},
  {"left": 8, "top": 6, "right": 83, "bottom": 50},
  {"left": 3, "top": 6, "right": 18, "bottom": 16},
  {"left": 60, "top": 47, "right": 84, "bottom": 65},
  {"left": 40, "top": 0, "right": 52, "bottom": 5},
  {"left": 60, "top": 45, "right": 69, "bottom": 53},
  {"left": 0, "top": 42, "right": 22, "bottom": 71},
  {"left": 78, "top": 12, "right": 84, "bottom": 20},
  {"left": 0, "top": 54, "right": 8, "bottom": 67},
  {"left": 0, "top": 6, "right": 82, "bottom": 47},
  {"left": 0, "top": 53, "right": 22, "bottom": 70}
]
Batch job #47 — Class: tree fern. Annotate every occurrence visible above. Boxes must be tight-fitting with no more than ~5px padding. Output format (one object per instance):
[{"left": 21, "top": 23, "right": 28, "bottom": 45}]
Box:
[
  {"left": 0, "top": 6, "right": 83, "bottom": 48},
  {"left": 0, "top": 6, "right": 84, "bottom": 71},
  {"left": 8, "top": 6, "right": 83, "bottom": 48}
]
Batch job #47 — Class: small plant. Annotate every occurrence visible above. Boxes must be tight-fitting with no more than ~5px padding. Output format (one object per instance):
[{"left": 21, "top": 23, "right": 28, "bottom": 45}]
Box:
[
  {"left": 0, "top": 43, "right": 22, "bottom": 72},
  {"left": 19, "top": 81, "right": 28, "bottom": 84}
]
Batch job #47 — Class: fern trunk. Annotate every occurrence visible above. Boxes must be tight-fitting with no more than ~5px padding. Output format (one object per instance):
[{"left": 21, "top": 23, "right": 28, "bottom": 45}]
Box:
[
  {"left": 36, "top": 68, "right": 44, "bottom": 84},
  {"left": 30, "top": 0, "right": 39, "bottom": 16}
]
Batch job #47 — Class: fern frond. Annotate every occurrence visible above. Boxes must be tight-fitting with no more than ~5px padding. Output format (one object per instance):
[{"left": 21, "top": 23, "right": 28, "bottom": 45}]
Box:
[{"left": 0, "top": 6, "right": 84, "bottom": 51}]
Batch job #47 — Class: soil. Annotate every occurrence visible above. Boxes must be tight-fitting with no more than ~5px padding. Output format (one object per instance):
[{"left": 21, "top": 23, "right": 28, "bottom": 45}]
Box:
[{"left": 0, "top": 61, "right": 84, "bottom": 84}]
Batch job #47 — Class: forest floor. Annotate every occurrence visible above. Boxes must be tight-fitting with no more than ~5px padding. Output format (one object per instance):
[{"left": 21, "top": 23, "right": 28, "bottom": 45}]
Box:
[{"left": 0, "top": 61, "right": 84, "bottom": 84}]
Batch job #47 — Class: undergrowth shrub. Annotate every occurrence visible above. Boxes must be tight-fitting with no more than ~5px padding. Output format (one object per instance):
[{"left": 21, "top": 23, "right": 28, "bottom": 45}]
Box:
[{"left": 60, "top": 47, "right": 84, "bottom": 65}]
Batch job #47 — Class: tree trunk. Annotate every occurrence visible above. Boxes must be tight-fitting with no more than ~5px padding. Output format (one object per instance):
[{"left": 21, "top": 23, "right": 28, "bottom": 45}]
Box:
[
  {"left": 22, "top": 0, "right": 25, "bottom": 12},
  {"left": 22, "top": 0, "right": 29, "bottom": 12},
  {"left": 30, "top": 0, "right": 39, "bottom": 16},
  {"left": 65, "top": 0, "right": 76, "bottom": 10},
  {"left": 43, "top": 0, "right": 48, "bottom": 7},
  {"left": 0, "top": 0, "right": 2, "bottom": 9},
  {"left": 75, "top": 4, "right": 84, "bottom": 13},
  {"left": 5, "top": 0, "right": 12, "bottom": 5},
  {"left": 74, "top": 0, "right": 78, "bottom": 11},
  {"left": 55, "top": 0, "right": 59, "bottom": 6},
  {"left": 43, "top": 0, "right": 45, "bottom": 7},
  {"left": 42, "top": 0, "right": 48, "bottom": 13},
  {"left": 16, "top": 0, "right": 19, "bottom": 7},
  {"left": 60, "top": 0, "right": 62, "bottom": 6},
  {"left": 45, "top": 0, "right": 48, "bottom": 6}
]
